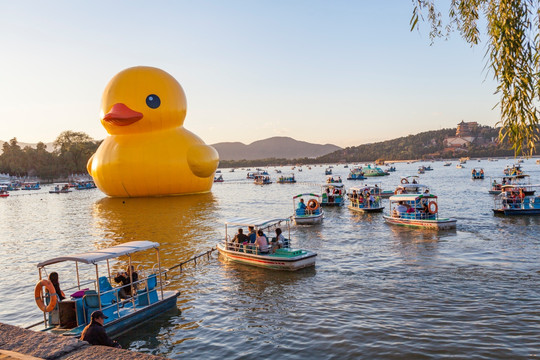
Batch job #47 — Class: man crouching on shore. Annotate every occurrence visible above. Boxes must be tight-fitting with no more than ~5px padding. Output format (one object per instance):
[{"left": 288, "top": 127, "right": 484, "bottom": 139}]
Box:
[{"left": 80, "top": 311, "right": 121, "bottom": 348}]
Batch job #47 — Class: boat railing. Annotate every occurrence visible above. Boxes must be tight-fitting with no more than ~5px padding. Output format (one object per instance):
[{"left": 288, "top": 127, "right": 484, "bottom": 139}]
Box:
[
  {"left": 349, "top": 199, "right": 381, "bottom": 208},
  {"left": 224, "top": 238, "right": 290, "bottom": 254},
  {"left": 390, "top": 209, "right": 438, "bottom": 220}
]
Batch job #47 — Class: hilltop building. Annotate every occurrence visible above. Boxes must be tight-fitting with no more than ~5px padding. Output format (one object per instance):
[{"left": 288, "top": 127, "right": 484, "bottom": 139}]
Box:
[{"left": 443, "top": 121, "right": 486, "bottom": 151}]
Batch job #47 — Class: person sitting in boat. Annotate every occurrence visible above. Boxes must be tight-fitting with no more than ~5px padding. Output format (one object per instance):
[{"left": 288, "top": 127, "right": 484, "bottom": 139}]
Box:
[
  {"left": 253, "top": 229, "right": 269, "bottom": 254},
  {"left": 114, "top": 266, "right": 138, "bottom": 299},
  {"left": 232, "top": 228, "right": 249, "bottom": 250},
  {"left": 271, "top": 228, "right": 285, "bottom": 253},
  {"left": 247, "top": 226, "right": 257, "bottom": 244},
  {"left": 357, "top": 193, "right": 364, "bottom": 207},
  {"left": 80, "top": 311, "right": 121, "bottom": 348},
  {"left": 412, "top": 178, "right": 417, "bottom": 184},
  {"left": 54, "top": 185, "right": 60, "bottom": 192},
  {"left": 48, "top": 272, "right": 66, "bottom": 301},
  {"left": 396, "top": 201, "right": 408, "bottom": 216},
  {"left": 298, "top": 198, "right": 307, "bottom": 210}
]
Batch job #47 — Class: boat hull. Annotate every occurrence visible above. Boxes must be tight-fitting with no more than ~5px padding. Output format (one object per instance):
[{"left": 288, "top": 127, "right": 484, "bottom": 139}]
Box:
[
  {"left": 383, "top": 215, "right": 457, "bottom": 230},
  {"left": 217, "top": 244, "right": 316, "bottom": 271},
  {"left": 493, "top": 208, "right": 540, "bottom": 216},
  {"left": 348, "top": 205, "right": 384, "bottom": 213},
  {"left": 59, "top": 290, "right": 180, "bottom": 338},
  {"left": 294, "top": 213, "right": 323, "bottom": 225}
]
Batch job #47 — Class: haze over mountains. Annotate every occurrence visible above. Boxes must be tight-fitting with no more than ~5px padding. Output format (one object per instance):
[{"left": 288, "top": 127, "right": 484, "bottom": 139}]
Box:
[{"left": 211, "top": 137, "right": 342, "bottom": 161}]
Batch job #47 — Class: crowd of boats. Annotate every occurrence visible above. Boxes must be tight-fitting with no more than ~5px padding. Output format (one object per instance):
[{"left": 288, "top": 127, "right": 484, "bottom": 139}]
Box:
[{"left": 0, "top": 180, "right": 96, "bottom": 197}]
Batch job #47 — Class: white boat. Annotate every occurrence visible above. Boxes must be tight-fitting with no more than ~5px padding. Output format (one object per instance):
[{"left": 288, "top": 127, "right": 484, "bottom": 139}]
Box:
[
  {"left": 49, "top": 183, "right": 72, "bottom": 194},
  {"left": 254, "top": 174, "right": 272, "bottom": 185},
  {"left": 293, "top": 193, "right": 324, "bottom": 225},
  {"left": 347, "top": 185, "right": 384, "bottom": 213},
  {"left": 383, "top": 194, "right": 457, "bottom": 230},
  {"left": 493, "top": 185, "right": 540, "bottom": 215},
  {"left": 30, "top": 241, "right": 180, "bottom": 337},
  {"left": 217, "top": 218, "right": 317, "bottom": 271},
  {"left": 321, "top": 183, "right": 346, "bottom": 206},
  {"left": 456, "top": 164, "right": 464, "bottom": 169}
]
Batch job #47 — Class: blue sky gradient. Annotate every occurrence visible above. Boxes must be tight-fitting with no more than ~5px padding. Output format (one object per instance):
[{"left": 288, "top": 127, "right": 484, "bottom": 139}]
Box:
[{"left": 0, "top": 1, "right": 498, "bottom": 147}]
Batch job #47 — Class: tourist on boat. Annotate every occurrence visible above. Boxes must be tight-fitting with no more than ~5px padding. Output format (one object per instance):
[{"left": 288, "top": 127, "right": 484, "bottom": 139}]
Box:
[
  {"left": 232, "top": 228, "right": 249, "bottom": 250},
  {"left": 351, "top": 190, "right": 358, "bottom": 200},
  {"left": 412, "top": 178, "right": 418, "bottom": 184},
  {"left": 254, "top": 229, "right": 269, "bottom": 254},
  {"left": 80, "top": 311, "right": 121, "bottom": 348},
  {"left": 298, "top": 198, "right": 307, "bottom": 211},
  {"left": 396, "top": 201, "right": 408, "bottom": 216},
  {"left": 271, "top": 228, "right": 285, "bottom": 253},
  {"left": 48, "top": 272, "right": 65, "bottom": 301},
  {"left": 114, "top": 266, "right": 138, "bottom": 299},
  {"left": 247, "top": 226, "right": 257, "bottom": 243},
  {"left": 368, "top": 193, "right": 375, "bottom": 207}
]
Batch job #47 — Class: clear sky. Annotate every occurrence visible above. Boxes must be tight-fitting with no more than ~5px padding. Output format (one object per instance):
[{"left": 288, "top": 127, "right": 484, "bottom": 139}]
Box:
[{"left": 0, "top": 1, "right": 498, "bottom": 148}]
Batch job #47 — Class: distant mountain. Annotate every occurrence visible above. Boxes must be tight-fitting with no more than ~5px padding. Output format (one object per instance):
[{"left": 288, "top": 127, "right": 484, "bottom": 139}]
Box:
[{"left": 212, "top": 137, "right": 341, "bottom": 161}]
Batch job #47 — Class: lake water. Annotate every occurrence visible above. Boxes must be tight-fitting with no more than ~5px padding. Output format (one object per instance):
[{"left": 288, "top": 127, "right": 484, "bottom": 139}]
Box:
[{"left": 1, "top": 159, "right": 540, "bottom": 359}]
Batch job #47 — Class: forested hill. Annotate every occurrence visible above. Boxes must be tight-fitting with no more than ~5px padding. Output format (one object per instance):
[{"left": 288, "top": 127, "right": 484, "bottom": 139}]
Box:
[{"left": 317, "top": 126, "right": 511, "bottom": 163}]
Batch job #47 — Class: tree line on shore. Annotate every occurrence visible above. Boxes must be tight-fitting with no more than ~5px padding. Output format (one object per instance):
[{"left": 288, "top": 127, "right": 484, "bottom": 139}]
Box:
[
  {"left": 0, "top": 131, "right": 101, "bottom": 180},
  {"left": 0, "top": 126, "right": 528, "bottom": 177}
]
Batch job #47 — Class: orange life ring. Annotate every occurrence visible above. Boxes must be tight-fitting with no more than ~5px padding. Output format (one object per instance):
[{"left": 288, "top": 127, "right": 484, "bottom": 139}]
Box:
[
  {"left": 35, "top": 279, "right": 57, "bottom": 313},
  {"left": 428, "top": 201, "right": 438, "bottom": 214},
  {"left": 307, "top": 199, "right": 320, "bottom": 211},
  {"left": 394, "top": 189, "right": 403, "bottom": 195},
  {"left": 401, "top": 178, "right": 409, "bottom": 184}
]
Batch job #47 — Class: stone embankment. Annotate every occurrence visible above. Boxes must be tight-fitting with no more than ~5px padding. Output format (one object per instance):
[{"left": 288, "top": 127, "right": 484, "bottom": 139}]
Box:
[{"left": 0, "top": 323, "right": 165, "bottom": 360}]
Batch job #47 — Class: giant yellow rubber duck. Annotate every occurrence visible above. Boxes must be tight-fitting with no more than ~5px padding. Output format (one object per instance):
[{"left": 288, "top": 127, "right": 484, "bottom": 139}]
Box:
[{"left": 87, "top": 66, "right": 219, "bottom": 197}]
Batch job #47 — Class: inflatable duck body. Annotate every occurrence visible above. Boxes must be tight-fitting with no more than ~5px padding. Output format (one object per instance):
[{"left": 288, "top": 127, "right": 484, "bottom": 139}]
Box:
[{"left": 87, "top": 66, "right": 219, "bottom": 197}]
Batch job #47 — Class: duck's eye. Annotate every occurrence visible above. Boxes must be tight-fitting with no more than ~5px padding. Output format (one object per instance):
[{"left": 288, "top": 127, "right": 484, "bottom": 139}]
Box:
[{"left": 146, "top": 94, "right": 161, "bottom": 109}]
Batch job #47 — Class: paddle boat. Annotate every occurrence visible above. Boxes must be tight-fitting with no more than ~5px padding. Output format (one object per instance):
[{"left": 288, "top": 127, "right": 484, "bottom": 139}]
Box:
[
  {"left": 347, "top": 167, "right": 365, "bottom": 180},
  {"left": 493, "top": 185, "right": 540, "bottom": 215},
  {"left": 489, "top": 174, "right": 534, "bottom": 195},
  {"left": 30, "top": 241, "right": 180, "bottom": 337},
  {"left": 503, "top": 164, "right": 523, "bottom": 176},
  {"left": 347, "top": 185, "right": 384, "bottom": 213},
  {"left": 460, "top": 157, "right": 469, "bottom": 164},
  {"left": 49, "top": 184, "right": 72, "bottom": 194},
  {"left": 424, "top": 165, "right": 433, "bottom": 171},
  {"left": 471, "top": 168, "right": 484, "bottom": 180},
  {"left": 383, "top": 194, "right": 457, "bottom": 230},
  {"left": 214, "top": 175, "right": 224, "bottom": 182},
  {"left": 456, "top": 164, "right": 464, "bottom": 169},
  {"left": 418, "top": 166, "right": 425, "bottom": 174},
  {"left": 321, "top": 183, "right": 346, "bottom": 206},
  {"left": 293, "top": 193, "right": 324, "bottom": 225},
  {"left": 344, "top": 165, "right": 349, "bottom": 168},
  {"left": 217, "top": 217, "right": 317, "bottom": 270},
  {"left": 0, "top": 185, "right": 9, "bottom": 197},
  {"left": 443, "top": 162, "right": 451, "bottom": 166},
  {"left": 277, "top": 174, "right": 296, "bottom": 184},
  {"left": 229, "top": 168, "right": 235, "bottom": 172},
  {"left": 362, "top": 164, "right": 389, "bottom": 177},
  {"left": 275, "top": 169, "right": 282, "bottom": 173},
  {"left": 246, "top": 172, "right": 256, "bottom": 179},
  {"left": 254, "top": 174, "right": 272, "bottom": 185},
  {"left": 21, "top": 182, "right": 41, "bottom": 190},
  {"left": 0, "top": 182, "right": 20, "bottom": 191},
  {"left": 386, "top": 166, "right": 396, "bottom": 172},
  {"left": 326, "top": 175, "right": 342, "bottom": 184},
  {"left": 325, "top": 168, "right": 332, "bottom": 175},
  {"left": 76, "top": 181, "right": 96, "bottom": 190}
]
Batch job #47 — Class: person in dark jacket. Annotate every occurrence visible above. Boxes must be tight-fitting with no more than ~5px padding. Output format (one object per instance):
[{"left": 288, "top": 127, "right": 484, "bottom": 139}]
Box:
[
  {"left": 114, "top": 265, "right": 138, "bottom": 299},
  {"left": 80, "top": 311, "right": 121, "bottom": 348}
]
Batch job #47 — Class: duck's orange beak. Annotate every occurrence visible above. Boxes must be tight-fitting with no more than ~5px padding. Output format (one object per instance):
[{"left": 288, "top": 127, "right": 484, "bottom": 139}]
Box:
[{"left": 103, "top": 103, "right": 143, "bottom": 126}]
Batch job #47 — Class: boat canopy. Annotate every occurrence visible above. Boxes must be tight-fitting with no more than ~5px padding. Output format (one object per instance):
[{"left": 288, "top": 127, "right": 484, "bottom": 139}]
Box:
[
  {"left": 293, "top": 193, "right": 320, "bottom": 199},
  {"left": 501, "top": 184, "right": 540, "bottom": 189},
  {"left": 349, "top": 185, "right": 379, "bottom": 192},
  {"left": 399, "top": 184, "right": 429, "bottom": 189},
  {"left": 388, "top": 194, "right": 437, "bottom": 201},
  {"left": 224, "top": 217, "right": 290, "bottom": 227},
  {"left": 37, "top": 241, "right": 159, "bottom": 268},
  {"left": 321, "top": 183, "right": 345, "bottom": 188}
]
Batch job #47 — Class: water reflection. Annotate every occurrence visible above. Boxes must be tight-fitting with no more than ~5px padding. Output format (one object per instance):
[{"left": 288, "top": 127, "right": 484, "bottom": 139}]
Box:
[{"left": 91, "top": 193, "right": 220, "bottom": 270}]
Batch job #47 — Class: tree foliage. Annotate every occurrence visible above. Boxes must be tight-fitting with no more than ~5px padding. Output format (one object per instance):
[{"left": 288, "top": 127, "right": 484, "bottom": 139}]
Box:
[
  {"left": 0, "top": 132, "right": 100, "bottom": 179},
  {"left": 410, "top": 0, "right": 540, "bottom": 155}
]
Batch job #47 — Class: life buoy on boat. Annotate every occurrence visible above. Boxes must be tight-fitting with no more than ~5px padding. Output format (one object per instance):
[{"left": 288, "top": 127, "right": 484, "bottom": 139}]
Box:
[
  {"left": 34, "top": 279, "right": 57, "bottom": 312},
  {"left": 401, "top": 178, "right": 409, "bottom": 184},
  {"left": 394, "top": 188, "right": 403, "bottom": 195},
  {"left": 307, "top": 199, "right": 320, "bottom": 211},
  {"left": 428, "top": 201, "right": 438, "bottom": 214}
]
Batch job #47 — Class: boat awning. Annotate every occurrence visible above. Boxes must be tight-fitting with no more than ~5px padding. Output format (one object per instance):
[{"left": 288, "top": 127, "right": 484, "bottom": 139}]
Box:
[
  {"left": 389, "top": 194, "right": 437, "bottom": 201},
  {"left": 321, "top": 183, "right": 345, "bottom": 188},
  {"left": 349, "top": 186, "right": 379, "bottom": 192},
  {"left": 37, "top": 241, "right": 159, "bottom": 268},
  {"left": 293, "top": 193, "right": 320, "bottom": 199},
  {"left": 224, "top": 217, "right": 290, "bottom": 227},
  {"left": 400, "top": 184, "right": 429, "bottom": 189}
]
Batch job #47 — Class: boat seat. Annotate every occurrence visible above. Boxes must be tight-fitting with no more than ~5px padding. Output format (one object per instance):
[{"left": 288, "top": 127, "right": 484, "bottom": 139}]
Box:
[
  {"left": 82, "top": 290, "right": 115, "bottom": 323},
  {"left": 296, "top": 209, "right": 305, "bottom": 216},
  {"left": 98, "top": 276, "right": 118, "bottom": 305},
  {"left": 137, "top": 274, "right": 158, "bottom": 306}
]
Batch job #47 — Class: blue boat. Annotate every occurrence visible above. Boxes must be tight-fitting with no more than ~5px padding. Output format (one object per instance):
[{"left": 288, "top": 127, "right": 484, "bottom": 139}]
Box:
[
  {"left": 347, "top": 167, "right": 365, "bottom": 180},
  {"left": 362, "top": 164, "right": 390, "bottom": 177},
  {"left": 321, "top": 183, "right": 346, "bottom": 206},
  {"left": 493, "top": 185, "right": 540, "bottom": 215},
  {"left": 31, "top": 241, "right": 180, "bottom": 338}
]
